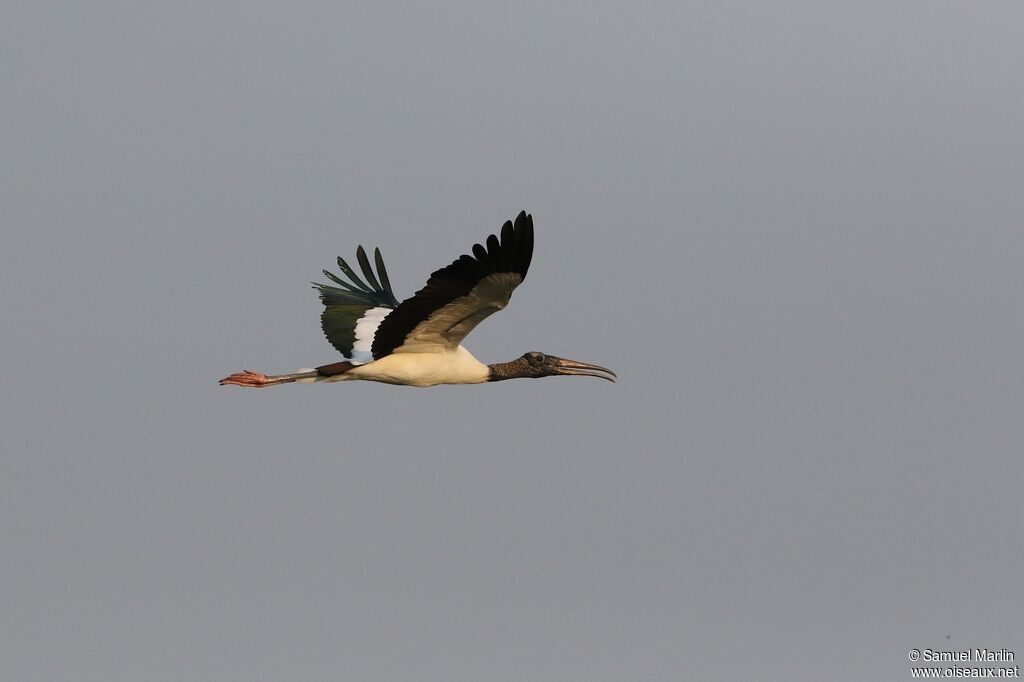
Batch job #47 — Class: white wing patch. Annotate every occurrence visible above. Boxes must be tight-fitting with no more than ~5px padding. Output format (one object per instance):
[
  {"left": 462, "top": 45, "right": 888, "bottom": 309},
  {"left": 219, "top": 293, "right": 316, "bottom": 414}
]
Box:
[
  {"left": 351, "top": 306, "right": 392, "bottom": 364},
  {"left": 395, "top": 272, "right": 523, "bottom": 354}
]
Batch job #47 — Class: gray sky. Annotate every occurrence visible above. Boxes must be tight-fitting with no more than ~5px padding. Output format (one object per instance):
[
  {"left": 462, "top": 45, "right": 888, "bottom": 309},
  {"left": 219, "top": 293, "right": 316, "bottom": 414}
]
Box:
[{"left": 3, "top": 2, "right": 1023, "bottom": 680}]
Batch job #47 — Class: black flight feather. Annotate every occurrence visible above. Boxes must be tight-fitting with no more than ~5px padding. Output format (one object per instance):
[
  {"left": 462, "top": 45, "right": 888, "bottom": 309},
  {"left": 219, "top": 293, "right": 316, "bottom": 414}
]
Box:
[
  {"left": 356, "top": 246, "right": 383, "bottom": 292},
  {"left": 335, "top": 255, "right": 374, "bottom": 293},
  {"left": 374, "top": 248, "right": 393, "bottom": 295},
  {"left": 321, "top": 269, "right": 363, "bottom": 293}
]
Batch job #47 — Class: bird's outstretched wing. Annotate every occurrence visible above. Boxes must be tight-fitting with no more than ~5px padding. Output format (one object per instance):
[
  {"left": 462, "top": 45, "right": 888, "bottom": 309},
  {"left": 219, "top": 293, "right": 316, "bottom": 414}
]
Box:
[
  {"left": 371, "top": 211, "right": 534, "bottom": 358},
  {"left": 313, "top": 246, "right": 400, "bottom": 364}
]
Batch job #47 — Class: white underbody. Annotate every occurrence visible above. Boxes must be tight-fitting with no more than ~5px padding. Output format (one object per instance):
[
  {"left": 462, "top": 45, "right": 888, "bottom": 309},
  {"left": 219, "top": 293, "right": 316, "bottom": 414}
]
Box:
[{"left": 319, "top": 345, "right": 490, "bottom": 387}]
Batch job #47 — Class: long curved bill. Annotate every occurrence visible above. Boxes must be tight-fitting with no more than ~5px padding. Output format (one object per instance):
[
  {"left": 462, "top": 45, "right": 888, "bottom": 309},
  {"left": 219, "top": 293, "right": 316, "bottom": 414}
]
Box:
[{"left": 551, "top": 356, "right": 617, "bottom": 382}]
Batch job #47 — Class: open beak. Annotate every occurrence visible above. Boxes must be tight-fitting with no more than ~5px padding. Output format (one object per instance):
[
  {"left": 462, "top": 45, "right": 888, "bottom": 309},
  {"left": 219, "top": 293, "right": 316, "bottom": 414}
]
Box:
[{"left": 549, "top": 356, "right": 617, "bottom": 382}]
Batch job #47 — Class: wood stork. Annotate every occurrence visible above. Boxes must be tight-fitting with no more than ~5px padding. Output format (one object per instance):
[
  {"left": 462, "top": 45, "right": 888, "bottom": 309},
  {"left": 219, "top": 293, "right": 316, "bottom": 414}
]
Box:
[{"left": 219, "top": 211, "right": 616, "bottom": 388}]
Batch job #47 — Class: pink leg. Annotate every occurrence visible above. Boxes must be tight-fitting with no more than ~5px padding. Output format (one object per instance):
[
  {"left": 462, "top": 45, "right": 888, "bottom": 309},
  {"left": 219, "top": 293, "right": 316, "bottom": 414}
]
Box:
[
  {"left": 219, "top": 368, "right": 318, "bottom": 387},
  {"left": 219, "top": 370, "right": 273, "bottom": 387}
]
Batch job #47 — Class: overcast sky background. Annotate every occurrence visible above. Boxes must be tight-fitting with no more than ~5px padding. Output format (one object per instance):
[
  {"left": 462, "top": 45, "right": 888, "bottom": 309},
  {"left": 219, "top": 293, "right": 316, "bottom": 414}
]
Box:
[{"left": 3, "top": 2, "right": 1023, "bottom": 680}]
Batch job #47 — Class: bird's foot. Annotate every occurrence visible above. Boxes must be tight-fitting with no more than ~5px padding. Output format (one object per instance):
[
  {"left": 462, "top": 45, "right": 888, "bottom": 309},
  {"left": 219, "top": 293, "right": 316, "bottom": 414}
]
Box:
[{"left": 219, "top": 370, "right": 271, "bottom": 387}]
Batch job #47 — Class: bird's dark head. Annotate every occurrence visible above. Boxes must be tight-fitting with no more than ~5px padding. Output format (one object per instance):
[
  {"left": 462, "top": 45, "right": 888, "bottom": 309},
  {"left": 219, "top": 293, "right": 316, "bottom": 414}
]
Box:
[{"left": 488, "top": 351, "right": 617, "bottom": 382}]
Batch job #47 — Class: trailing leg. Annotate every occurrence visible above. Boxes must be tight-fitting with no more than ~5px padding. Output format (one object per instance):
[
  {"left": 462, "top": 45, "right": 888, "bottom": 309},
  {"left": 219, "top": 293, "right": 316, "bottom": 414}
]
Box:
[{"left": 218, "top": 369, "right": 318, "bottom": 388}]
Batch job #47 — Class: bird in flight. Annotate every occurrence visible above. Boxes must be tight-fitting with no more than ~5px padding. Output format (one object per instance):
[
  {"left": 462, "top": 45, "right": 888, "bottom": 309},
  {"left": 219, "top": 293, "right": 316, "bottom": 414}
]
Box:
[{"left": 219, "top": 211, "right": 616, "bottom": 388}]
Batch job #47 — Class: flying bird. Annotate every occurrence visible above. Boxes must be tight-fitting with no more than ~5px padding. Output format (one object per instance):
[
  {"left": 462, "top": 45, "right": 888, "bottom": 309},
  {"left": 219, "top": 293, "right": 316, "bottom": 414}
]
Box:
[{"left": 219, "top": 211, "right": 616, "bottom": 388}]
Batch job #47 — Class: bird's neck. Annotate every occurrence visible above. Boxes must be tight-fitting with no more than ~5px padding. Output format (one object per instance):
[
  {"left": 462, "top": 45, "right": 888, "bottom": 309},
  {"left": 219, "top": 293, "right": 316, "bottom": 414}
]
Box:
[{"left": 487, "top": 359, "right": 526, "bottom": 381}]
